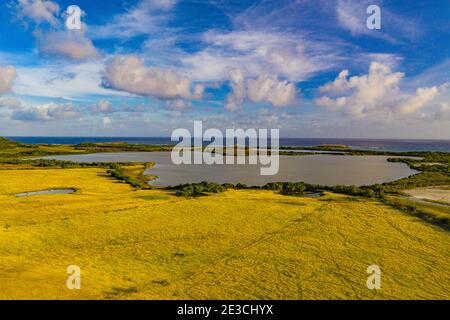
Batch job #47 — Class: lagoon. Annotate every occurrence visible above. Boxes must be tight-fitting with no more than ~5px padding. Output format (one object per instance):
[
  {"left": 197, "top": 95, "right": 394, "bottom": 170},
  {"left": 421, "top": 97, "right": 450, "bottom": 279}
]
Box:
[{"left": 42, "top": 152, "right": 418, "bottom": 187}]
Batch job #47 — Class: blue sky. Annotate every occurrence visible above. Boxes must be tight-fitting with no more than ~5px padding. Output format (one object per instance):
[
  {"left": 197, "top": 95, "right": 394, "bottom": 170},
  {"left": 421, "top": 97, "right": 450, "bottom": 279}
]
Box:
[{"left": 0, "top": 0, "right": 448, "bottom": 138}]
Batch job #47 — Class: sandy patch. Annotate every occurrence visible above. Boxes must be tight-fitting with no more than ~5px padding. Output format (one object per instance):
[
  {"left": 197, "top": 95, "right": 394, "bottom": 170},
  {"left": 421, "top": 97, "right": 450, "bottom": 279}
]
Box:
[{"left": 405, "top": 186, "right": 450, "bottom": 204}]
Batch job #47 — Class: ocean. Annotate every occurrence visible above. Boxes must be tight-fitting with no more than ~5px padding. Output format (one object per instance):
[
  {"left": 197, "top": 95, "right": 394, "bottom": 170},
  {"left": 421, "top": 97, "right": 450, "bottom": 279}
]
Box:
[{"left": 6, "top": 137, "right": 450, "bottom": 152}]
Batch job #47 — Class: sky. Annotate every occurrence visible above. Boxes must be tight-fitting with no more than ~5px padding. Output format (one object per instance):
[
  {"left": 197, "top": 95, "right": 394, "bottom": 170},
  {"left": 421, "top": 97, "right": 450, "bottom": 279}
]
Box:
[{"left": 0, "top": 0, "right": 448, "bottom": 138}]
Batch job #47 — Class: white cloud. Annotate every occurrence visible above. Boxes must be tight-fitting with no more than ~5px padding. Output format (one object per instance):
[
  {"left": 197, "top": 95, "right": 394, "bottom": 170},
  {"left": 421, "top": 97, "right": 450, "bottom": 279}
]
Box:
[
  {"left": 314, "top": 96, "right": 347, "bottom": 110},
  {"left": 164, "top": 99, "right": 191, "bottom": 111},
  {"left": 182, "top": 30, "right": 337, "bottom": 82},
  {"left": 90, "top": 0, "right": 177, "bottom": 39},
  {"left": 92, "top": 100, "right": 112, "bottom": 114},
  {"left": 14, "top": 1, "right": 99, "bottom": 61},
  {"left": 14, "top": 61, "right": 127, "bottom": 99},
  {"left": 141, "top": 0, "right": 176, "bottom": 10},
  {"left": 103, "top": 116, "right": 111, "bottom": 126},
  {"left": 0, "top": 66, "right": 16, "bottom": 95},
  {"left": 365, "top": 53, "right": 403, "bottom": 69},
  {"left": 226, "top": 69, "right": 246, "bottom": 111},
  {"left": 396, "top": 87, "right": 439, "bottom": 114},
  {"left": 336, "top": 0, "right": 368, "bottom": 36},
  {"left": 37, "top": 30, "right": 99, "bottom": 61},
  {"left": 336, "top": 0, "right": 422, "bottom": 41},
  {"left": 319, "top": 70, "right": 352, "bottom": 94},
  {"left": 226, "top": 69, "right": 297, "bottom": 111},
  {"left": 16, "top": 0, "right": 60, "bottom": 26},
  {"left": 103, "top": 55, "right": 203, "bottom": 100},
  {"left": 0, "top": 97, "right": 22, "bottom": 108},
  {"left": 315, "top": 62, "right": 442, "bottom": 118},
  {"left": 247, "top": 75, "right": 297, "bottom": 107},
  {"left": 11, "top": 103, "right": 79, "bottom": 121}
]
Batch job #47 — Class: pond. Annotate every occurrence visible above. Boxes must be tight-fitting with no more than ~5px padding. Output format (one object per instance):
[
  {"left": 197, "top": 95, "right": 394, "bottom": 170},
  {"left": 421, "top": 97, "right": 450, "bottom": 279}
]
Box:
[{"left": 15, "top": 189, "right": 76, "bottom": 197}]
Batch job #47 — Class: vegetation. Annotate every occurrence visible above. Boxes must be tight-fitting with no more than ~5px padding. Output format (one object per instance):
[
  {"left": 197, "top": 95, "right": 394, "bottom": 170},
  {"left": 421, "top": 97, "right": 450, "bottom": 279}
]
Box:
[
  {"left": 300, "top": 144, "right": 350, "bottom": 150},
  {"left": 170, "top": 181, "right": 226, "bottom": 197},
  {"left": 107, "top": 163, "right": 155, "bottom": 189},
  {"left": 74, "top": 142, "right": 174, "bottom": 153},
  {"left": 169, "top": 176, "right": 450, "bottom": 227},
  {"left": 260, "top": 180, "right": 449, "bottom": 227},
  {"left": 388, "top": 153, "right": 450, "bottom": 176},
  {"left": 0, "top": 138, "right": 162, "bottom": 189},
  {"left": 0, "top": 137, "right": 449, "bottom": 299},
  {"left": 0, "top": 138, "right": 173, "bottom": 169},
  {"left": 0, "top": 168, "right": 448, "bottom": 299},
  {"left": 381, "top": 195, "right": 450, "bottom": 227},
  {"left": 107, "top": 166, "right": 144, "bottom": 188},
  {"left": 0, "top": 137, "right": 22, "bottom": 149},
  {"left": 381, "top": 172, "right": 450, "bottom": 192},
  {"left": 259, "top": 151, "right": 450, "bottom": 226}
]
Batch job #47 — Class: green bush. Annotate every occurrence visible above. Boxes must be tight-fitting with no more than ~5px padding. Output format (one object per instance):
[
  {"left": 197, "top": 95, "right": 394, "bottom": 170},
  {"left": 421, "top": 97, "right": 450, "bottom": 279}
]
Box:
[{"left": 174, "top": 181, "right": 226, "bottom": 197}]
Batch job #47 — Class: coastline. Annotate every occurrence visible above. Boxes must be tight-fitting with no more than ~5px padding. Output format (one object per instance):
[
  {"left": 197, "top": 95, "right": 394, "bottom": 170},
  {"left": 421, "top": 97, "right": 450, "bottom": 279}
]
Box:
[{"left": 6, "top": 136, "right": 450, "bottom": 152}]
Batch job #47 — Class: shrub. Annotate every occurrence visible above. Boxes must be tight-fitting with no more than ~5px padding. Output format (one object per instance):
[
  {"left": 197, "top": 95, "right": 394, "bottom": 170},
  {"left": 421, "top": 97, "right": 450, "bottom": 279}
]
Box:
[{"left": 174, "top": 181, "right": 226, "bottom": 197}]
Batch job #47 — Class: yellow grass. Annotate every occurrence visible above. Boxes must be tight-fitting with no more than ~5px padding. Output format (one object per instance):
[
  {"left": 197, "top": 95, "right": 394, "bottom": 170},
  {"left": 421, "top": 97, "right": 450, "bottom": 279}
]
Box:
[{"left": 0, "top": 168, "right": 448, "bottom": 299}]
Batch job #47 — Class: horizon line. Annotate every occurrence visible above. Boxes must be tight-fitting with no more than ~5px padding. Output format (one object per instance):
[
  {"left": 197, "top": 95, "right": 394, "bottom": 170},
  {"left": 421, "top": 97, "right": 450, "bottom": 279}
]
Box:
[{"left": 3, "top": 136, "right": 450, "bottom": 142}]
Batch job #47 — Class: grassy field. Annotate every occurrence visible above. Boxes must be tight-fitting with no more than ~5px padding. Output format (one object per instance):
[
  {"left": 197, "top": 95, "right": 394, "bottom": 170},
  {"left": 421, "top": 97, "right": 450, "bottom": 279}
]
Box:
[
  {"left": 383, "top": 195, "right": 450, "bottom": 226},
  {"left": 0, "top": 168, "right": 448, "bottom": 299}
]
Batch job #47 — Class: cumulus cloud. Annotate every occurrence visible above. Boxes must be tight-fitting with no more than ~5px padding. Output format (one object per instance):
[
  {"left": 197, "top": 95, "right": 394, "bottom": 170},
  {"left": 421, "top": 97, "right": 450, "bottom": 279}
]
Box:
[
  {"left": 396, "top": 87, "right": 439, "bottom": 114},
  {"left": 319, "top": 70, "right": 353, "bottom": 94},
  {"left": 314, "top": 96, "right": 347, "bottom": 110},
  {"left": 103, "top": 55, "right": 203, "bottom": 101},
  {"left": 0, "top": 66, "right": 16, "bottom": 95},
  {"left": 226, "top": 69, "right": 297, "bottom": 111},
  {"left": 226, "top": 69, "right": 246, "bottom": 111},
  {"left": 16, "top": 0, "right": 60, "bottom": 26},
  {"left": 36, "top": 30, "right": 99, "bottom": 61},
  {"left": 14, "top": 1, "right": 99, "bottom": 61},
  {"left": 247, "top": 75, "right": 297, "bottom": 107},
  {"left": 315, "top": 62, "right": 440, "bottom": 117},
  {"left": 11, "top": 103, "right": 79, "bottom": 121}
]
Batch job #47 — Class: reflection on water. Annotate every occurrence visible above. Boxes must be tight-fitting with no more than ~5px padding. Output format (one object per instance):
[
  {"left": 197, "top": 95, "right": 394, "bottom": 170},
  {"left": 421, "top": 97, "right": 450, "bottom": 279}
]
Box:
[{"left": 42, "top": 152, "right": 418, "bottom": 187}]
